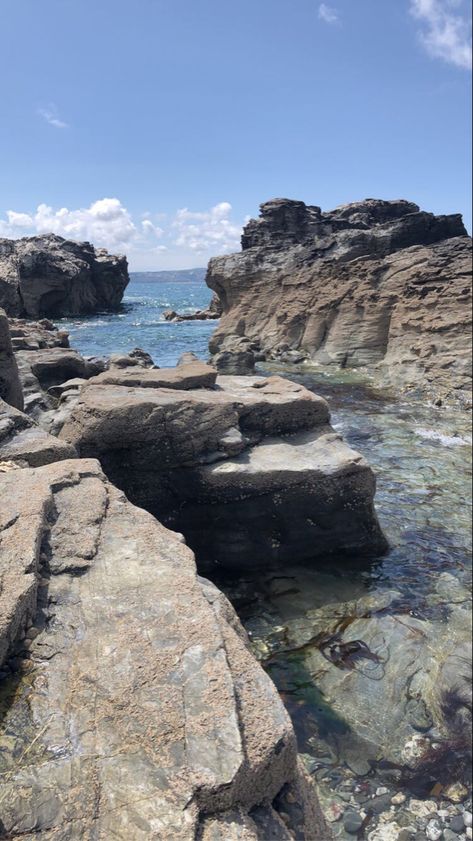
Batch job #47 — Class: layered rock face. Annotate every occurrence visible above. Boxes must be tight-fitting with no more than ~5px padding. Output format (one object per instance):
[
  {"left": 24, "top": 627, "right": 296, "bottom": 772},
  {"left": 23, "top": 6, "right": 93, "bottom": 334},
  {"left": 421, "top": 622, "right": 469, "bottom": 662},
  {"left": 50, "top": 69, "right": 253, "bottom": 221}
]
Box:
[
  {"left": 59, "top": 364, "right": 387, "bottom": 569},
  {"left": 0, "top": 233, "right": 129, "bottom": 317},
  {"left": 0, "top": 310, "right": 329, "bottom": 839},
  {"left": 207, "top": 198, "right": 472, "bottom": 404}
]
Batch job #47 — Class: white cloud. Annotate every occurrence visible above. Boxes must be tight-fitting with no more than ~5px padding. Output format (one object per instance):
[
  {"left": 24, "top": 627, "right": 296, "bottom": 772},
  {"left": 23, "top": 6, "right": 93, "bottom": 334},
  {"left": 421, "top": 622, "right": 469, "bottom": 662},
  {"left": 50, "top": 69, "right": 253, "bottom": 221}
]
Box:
[
  {"left": 318, "top": 3, "right": 340, "bottom": 24},
  {"left": 0, "top": 198, "right": 136, "bottom": 250},
  {"left": 37, "top": 104, "right": 69, "bottom": 129},
  {"left": 410, "top": 0, "right": 472, "bottom": 69},
  {"left": 0, "top": 198, "right": 244, "bottom": 269},
  {"left": 173, "top": 202, "right": 242, "bottom": 253}
]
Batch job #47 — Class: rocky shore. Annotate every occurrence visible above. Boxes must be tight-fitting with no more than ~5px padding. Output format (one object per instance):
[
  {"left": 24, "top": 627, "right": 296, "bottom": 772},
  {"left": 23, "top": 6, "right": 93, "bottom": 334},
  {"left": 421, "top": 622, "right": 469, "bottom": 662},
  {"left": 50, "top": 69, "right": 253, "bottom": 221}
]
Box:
[
  {"left": 1, "top": 308, "right": 390, "bottom": 838},
  {"left": 0, "top": 211, "right": 471, "bottom": 840},
  {"left": 207, "top": 198, "right": 472, "bottom": 406}
]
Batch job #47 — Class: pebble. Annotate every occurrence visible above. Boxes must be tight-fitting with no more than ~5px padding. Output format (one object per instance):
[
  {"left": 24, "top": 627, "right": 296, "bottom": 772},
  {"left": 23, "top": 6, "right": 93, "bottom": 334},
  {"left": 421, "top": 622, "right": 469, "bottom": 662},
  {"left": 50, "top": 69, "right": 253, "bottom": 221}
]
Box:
[
  {"left": 466, "top": 828, "right": 472, "bottom": 840},
  {"left": 442, "top": 832, "right": 459, "bottom": 841},
  {"left": 450, "top": 817, "right": 466, "bottom": 833},
  {"left": 444, "top": 784, "right": 469, "bottom": 804},
  {"left": 409, "top": 801, "right": 439, "bottom": 819},
  {"left": 377, "top": 787, "right": 390, "bottom": 796},
  {"left": 392, "top": 792, "right": 407, "bottom": 805},
  {"left": 426, "top": 819, "right": 443, "bottom": 840},
  {"left": 343, "top": 811, "right": 364, "bottom": 835},
  {"left": 370, "top": 794, "right": 394, "bottom": 814},
  {"left": 465, "top": 814, "right": 473, "bottom": 829}
]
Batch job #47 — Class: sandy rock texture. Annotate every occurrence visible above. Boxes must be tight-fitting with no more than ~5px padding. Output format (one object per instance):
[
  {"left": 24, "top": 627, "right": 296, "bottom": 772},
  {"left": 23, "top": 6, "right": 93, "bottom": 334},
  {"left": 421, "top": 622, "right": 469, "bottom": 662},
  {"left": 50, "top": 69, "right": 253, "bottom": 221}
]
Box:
[
  {"left": 207, "top": 198, "right": 472, "bottom": 405},
  {"left": 0, "top": 458, "right": 329, "bottom": 839},
  {"left": 59, "top": 364, "right": 387, "bottom": 568},
  {"left": 0, "top": 233, "right": 129, "bottom": 317}
]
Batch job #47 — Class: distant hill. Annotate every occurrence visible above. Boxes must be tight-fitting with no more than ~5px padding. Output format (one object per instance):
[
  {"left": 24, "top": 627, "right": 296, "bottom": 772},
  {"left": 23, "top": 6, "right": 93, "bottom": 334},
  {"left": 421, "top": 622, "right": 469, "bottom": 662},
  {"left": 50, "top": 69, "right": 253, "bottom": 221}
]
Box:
[{"left": 130, "top": 268, "right": 207, "bottom": 284}]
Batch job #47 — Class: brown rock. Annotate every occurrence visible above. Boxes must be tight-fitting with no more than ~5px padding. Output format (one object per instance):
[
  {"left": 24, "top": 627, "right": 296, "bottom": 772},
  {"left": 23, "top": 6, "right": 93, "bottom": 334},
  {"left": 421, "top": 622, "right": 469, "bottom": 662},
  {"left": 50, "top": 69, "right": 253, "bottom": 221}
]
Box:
[
  {"left": 207, "top": 198, "right": 472, "bottom": 405},
  {"left": 0, "top": 458, "right": 329, "bottom": 839}
]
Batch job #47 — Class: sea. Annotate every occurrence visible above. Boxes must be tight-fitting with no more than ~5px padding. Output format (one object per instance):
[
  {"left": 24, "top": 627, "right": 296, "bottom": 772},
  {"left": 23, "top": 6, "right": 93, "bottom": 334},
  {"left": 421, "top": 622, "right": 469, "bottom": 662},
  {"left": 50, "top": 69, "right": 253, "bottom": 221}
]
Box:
[{"left": 57, "top": 274, "right": 215, "bottom": 366}]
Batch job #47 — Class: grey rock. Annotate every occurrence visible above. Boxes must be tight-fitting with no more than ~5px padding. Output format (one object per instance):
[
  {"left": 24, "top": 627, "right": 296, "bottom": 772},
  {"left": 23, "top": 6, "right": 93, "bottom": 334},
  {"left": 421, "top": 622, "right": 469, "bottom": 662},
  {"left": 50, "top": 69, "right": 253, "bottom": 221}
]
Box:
[
  {"left": 0, "top": 233, "right": 129, "bottom": 317},
  {"left": 0, "top": 308, "right": 23, "bottom": 410},
  {"left": 343, "top": 810, "right": 364, "bottom": 834}
]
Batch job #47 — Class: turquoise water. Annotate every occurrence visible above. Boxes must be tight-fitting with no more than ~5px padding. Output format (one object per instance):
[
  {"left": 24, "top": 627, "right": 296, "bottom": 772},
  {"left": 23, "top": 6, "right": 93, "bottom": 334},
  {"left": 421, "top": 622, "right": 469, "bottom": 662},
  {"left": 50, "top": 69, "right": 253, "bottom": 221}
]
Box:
[{"left": 57, "top": 277, "right": 214, "bottom": 366}]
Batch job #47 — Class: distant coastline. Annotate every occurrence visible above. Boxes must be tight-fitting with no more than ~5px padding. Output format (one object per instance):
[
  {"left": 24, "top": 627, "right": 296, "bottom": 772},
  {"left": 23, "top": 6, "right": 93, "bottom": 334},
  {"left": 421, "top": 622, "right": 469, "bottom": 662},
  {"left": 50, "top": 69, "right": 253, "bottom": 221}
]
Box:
[{"left": 130, "top": 268, "right": 206, "bottom": 283}]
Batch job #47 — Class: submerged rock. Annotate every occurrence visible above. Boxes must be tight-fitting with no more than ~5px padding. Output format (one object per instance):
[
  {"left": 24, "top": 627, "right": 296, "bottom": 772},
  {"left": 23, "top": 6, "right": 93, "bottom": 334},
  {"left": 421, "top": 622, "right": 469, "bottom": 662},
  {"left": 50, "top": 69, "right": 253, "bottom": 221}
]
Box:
[
  {"left": 59, "top": 366, "right": 387, "bottom": 568},
  {"left": 207, "top": 198, "right": 472, "bottom": 405},
  {"left": 0, "top": 458, "right": 329, "bottom": 839},
  {"left": 0, "top": 233, "right": 129, "bottom": 317}
]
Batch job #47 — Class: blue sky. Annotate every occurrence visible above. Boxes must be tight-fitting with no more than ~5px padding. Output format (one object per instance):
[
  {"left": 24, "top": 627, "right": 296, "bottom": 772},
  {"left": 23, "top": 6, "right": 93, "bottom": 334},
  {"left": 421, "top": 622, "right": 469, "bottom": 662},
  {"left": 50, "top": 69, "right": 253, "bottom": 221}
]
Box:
[{"left": 0, "top": 0, "right": 471, "bottom": 269}]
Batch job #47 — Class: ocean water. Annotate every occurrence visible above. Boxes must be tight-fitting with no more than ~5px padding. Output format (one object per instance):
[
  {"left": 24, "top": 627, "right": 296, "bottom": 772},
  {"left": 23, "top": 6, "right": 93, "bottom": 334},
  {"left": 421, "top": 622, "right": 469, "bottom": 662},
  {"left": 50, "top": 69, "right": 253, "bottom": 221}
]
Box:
[{"left": 57, "top": 277, "right": 215, "bottom": 366}]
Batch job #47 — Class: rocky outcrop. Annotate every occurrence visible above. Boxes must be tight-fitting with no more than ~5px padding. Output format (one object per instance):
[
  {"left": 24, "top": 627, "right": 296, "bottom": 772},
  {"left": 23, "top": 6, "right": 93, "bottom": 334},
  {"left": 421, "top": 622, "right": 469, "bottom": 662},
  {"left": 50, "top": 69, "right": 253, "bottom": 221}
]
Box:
[
  {"left": 59, "top": 364, "right": 387, "bottom": 569},
  {"left": 207, "top": 198, "right": 472, "bottom": 404},
  {"left": 163, "top": 292, "right": 223, "bottom": 322},
  {"left": 0, "top": 308, "right": 23, "bottom": 410},
  {"left": 0, "top": 398, "right": 76, "bottom": 468},
  {"left": 0, "top": 457, "right": 329, "bottom": 839},
  {"left": 0, "top": 233, "right": 129, "bottom": 317}
]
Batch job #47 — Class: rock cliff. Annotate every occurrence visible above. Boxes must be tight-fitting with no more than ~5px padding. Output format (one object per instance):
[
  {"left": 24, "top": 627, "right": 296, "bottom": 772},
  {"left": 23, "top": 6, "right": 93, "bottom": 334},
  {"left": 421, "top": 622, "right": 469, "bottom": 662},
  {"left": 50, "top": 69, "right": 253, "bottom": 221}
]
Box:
[
  {"left": 0, "top": 233, "right": 129, "bottom": 317},
  {"left": 207, "top": 198, "right": 472, "bottom": 405}
]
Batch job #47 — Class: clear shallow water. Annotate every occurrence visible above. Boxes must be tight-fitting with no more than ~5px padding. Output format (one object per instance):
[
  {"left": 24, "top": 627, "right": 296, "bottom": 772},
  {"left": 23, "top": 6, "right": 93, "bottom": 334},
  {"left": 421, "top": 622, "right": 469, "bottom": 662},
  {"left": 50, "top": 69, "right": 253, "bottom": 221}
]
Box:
[{"left": 57, "top": 278, "right": 215, "bottom": 366}]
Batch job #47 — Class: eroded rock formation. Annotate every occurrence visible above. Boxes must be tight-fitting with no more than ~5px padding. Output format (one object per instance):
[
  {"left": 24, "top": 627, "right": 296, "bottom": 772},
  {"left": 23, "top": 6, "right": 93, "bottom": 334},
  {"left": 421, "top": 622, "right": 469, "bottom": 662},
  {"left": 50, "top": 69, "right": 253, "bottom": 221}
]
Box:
[
  {"left": 207, "top": 198, "right": 472, "bottom": 404},
  {"left": 0, "top": 301, "right": 332, "bottom": 840},
  {"left": 59, "top": 364, "right": 387, "bottom": 568},
  {"left": 163, "top": 292, "right": 223, "bottom": 322},
  {"left": 0, "top": 233, "right": 129, "bottom": 317}
]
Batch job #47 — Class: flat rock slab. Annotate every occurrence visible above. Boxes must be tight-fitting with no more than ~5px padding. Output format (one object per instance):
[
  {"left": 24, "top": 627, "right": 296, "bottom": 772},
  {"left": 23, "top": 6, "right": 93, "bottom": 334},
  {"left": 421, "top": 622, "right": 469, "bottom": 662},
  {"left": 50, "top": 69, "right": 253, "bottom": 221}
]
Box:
[
  {"left": 91, "top": 360, "right": 218, "bottom": 390},
  {"left": 59, "top": 373, "right": 385, "bottom": 568},
  {"left": 0, "top": 459, "right": 325, "bottom": 839}
]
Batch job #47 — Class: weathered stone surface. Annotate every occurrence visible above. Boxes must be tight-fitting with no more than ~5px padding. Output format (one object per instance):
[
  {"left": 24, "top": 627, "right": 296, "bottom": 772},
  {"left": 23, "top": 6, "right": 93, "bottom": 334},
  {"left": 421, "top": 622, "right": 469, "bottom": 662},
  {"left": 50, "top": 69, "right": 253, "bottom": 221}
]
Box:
[
  {"left": 7, "top": 317, "right": 70, "bottom": 351},
  {"left": 59, "top": 370, "right": 386, "bottom": 568},
  {"left": 207, "top": 198, "right": 472, "bottom": 405},
  {"left": 0, "top": 233, "right": 129, "bottom": 317},
  {"left": 0, "top": 458, "right": 329, "bottom": 839},
  {"left": 0, "top": 308, "right": 23, "bottom": 410},
  {"left": 0, "top": 398, "right": 76, "bottom": 467},
  {"left": 90, "top": 360, "right": 218, "bottom": 391}
]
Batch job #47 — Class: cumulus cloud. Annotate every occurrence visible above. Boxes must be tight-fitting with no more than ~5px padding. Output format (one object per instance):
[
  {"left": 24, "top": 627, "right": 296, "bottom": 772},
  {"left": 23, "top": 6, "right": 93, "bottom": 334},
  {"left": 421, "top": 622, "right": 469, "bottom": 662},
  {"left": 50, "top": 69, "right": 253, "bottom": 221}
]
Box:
[
  {"left": 173, "top": 202, "right": 242, "bottom": 253},
  {"left": 318, "top": 3, "right": 340, "bottom": 24},
  {"left": 0, "top": 198, "right": 244, "bottom": 267},
  {"left": 0, "top": 198, "right": 136, "bottom": 250},
  {"left": 410, "top": 0, "right": 472, "bottom": 69},
  {"left": 37, "top": 104, "right": 69, "bottom": 129}
]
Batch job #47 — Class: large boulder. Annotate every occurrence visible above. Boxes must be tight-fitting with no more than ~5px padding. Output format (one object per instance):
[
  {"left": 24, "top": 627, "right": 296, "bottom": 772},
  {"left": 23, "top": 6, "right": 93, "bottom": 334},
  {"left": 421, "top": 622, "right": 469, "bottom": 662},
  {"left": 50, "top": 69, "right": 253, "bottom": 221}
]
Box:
[
  {"left": 0, "top": 233, "right": 129, "bottom": 317},
  {"left": 0, "top": 308, "right": 23, "bottom": 410},
  {"left": 207, "top": 198, "right": 472, "bottom": 405},
  {"left": 0, "top": 458, "right": 329, "bottom": 839},
  {"left": 59, "top": 365, "right": 387, "bottom": 568}
]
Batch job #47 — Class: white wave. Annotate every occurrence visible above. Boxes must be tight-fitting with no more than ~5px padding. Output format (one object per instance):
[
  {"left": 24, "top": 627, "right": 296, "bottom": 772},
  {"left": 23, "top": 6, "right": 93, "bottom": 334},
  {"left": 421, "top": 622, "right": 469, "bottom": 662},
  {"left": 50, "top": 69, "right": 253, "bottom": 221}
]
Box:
[{"left": 414, "top": 428, "right": 470, "bottom": 447}]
